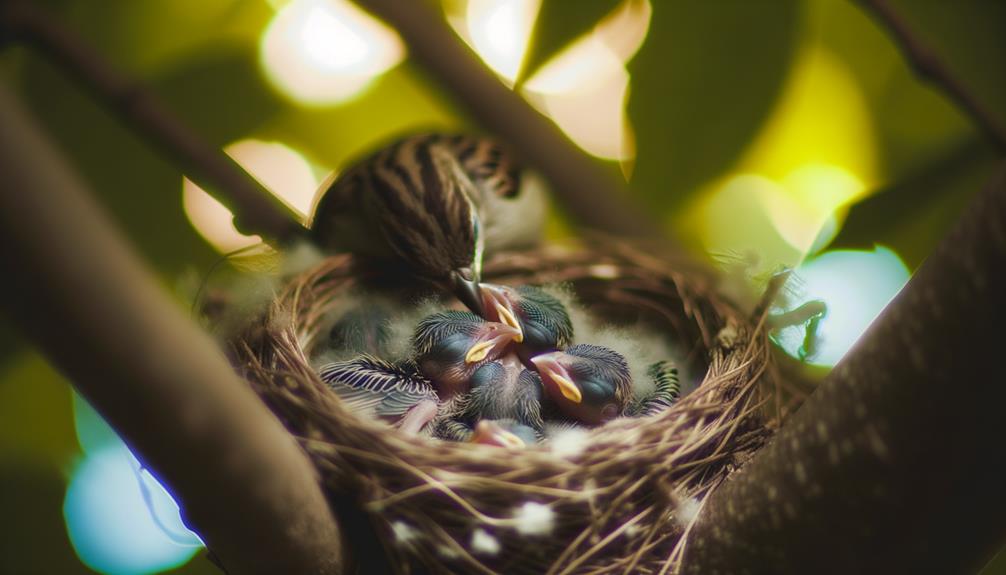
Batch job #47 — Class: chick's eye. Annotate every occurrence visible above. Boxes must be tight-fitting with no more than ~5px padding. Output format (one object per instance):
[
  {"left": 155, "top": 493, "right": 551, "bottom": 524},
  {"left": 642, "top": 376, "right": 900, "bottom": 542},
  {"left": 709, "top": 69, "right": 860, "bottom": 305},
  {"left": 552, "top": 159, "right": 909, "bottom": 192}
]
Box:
[
  {"left": 427, "top": 333, "right": 470, "bottom": 363},
  {"left": 470, "top": 363, "right": 500, "bottom": 389}
]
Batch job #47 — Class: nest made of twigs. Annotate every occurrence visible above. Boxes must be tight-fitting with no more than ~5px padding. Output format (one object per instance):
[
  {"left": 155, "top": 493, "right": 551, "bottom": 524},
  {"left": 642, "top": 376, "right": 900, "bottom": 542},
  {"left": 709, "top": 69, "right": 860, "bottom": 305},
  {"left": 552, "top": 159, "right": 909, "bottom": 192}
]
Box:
[{"left": 233, "top": 241, "right": 787, "bottom": 575}]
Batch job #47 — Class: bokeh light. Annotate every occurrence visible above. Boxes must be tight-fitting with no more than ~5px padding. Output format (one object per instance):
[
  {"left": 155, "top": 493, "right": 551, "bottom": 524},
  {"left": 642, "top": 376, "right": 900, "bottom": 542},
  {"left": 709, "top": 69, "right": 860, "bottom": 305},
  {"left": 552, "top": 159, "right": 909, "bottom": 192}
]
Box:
[
  {"left": 183, "top": 139, "right": 319, "bottom": 253},
  {"left": 64, "top": 445, "right": 201, "bottom": 575},
  {"left": 462, "top": 0, "right": 541, "bottom": 83},
  {"left": 260, "top": 0, "right": 404, "bottom": 105},
  {"left": 774, "top": 246, "right": 911, "bottom": 366},
  {"left": 682, "top": 45, "right": 878, "bottom": 268},
  {"left": 521, "top": 0, "right": 651, "bottom": 161}
]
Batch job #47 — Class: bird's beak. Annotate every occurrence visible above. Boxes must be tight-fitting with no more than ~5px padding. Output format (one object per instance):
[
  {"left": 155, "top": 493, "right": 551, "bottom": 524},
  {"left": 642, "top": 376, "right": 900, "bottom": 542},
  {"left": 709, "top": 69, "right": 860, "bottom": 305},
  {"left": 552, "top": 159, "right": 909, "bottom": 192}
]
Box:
[
  {"left": 480, "top": 284, "right": 524, "bottom": 342},
  {"left": 470, "top": 420, "right": 526, "bottom": 449},
  {"left": 531, "top": 352, "right": 582, "bottom": 404},
  {"left": 464, "top": 322, "right": 522, "bottom": 363},
  {"left": 450, "top": 269, "right": 484, "bottom": 316}
]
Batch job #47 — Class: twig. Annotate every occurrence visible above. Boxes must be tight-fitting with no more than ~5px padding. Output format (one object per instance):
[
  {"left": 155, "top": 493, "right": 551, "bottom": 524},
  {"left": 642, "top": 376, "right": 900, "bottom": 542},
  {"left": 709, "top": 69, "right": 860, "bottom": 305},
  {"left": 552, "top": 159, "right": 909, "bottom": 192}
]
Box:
[
  {"left": 355, "top": 0, "right": 662, "bottom": 239},
  {"left": 855, "top": 0, "right": 1006, "bottom": 152},
  {"left": 0, "top": 85, "right": 342, "bottom": 574},
  {"left": 0, "top": 0, "right": 307, "bottom": 243}
]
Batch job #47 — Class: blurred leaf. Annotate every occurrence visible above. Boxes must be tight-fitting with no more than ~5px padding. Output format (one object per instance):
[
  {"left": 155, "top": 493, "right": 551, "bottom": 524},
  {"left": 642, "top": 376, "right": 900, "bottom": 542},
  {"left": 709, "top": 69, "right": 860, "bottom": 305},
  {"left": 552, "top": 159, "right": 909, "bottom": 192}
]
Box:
[
  {"left": 827, "top": 137, "right": 998, "bottom": 269},
  {"left": 811, "top": 0, "right": 975, "bottom": 183},
  {"left": 520, "top": 0, "right": 620, "bottom": 83},
  {"left": 61, "top": 0, "right": 271, "bottom": 74},
  {"left": 627, "top": 1, "right": 800, "bottom": 213},
  {"left": 0, "top": 353, "right": 77, "bottom": 468},
  {"left": 889, "top": 0, "right": 1006, "bottom": 140},
  {"left": 0, "top": 466, "right": 90, "bottom": 574}
]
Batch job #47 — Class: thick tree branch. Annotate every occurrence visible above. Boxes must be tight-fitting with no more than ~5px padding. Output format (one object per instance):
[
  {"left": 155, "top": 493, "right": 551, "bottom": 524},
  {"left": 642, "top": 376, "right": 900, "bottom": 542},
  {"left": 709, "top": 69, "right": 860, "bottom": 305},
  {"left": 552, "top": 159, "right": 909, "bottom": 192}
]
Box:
[
  {"left": 356, "top": 0, "right": 661, "bottom": 239},
  {"left": 855, "top": 0, "right": 1006, "bottom": 152},
  {"left": 0, "top": 85, "right": 342, "bottom": 574},
  {"left": 683, "top": 163, "right": 1006, "bottom": 573},
  {"left": 0, "top": 0, "right": 307, "bottom": 243}
]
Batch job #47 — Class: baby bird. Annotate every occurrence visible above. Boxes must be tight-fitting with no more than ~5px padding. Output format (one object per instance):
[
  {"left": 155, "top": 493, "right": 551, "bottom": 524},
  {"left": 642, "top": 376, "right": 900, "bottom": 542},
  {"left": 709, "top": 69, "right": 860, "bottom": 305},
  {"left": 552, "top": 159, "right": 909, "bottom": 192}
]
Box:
[
  {"left": 412, "top": 310, "right": 522, "bottom": 398},
  {"left": 625, "top": 360, "right": 682, "bottom": 417},
  {"left": 431, "top": 354, "right": 545, "bottom": 444},
  {"left": 318, "top": 356, "right": 439, "bottom": 434},
  {"left": 319, "top": 309, "right": 521, "bottom": 433},
  {"left": 469, "top": 419, "right": 541, "bottom": 448},
  {"left": 531, "top": 344, "right": 632, "bottom": 426},
  {"left": 309, "top": 134, "right": 543, "bottom": 314},
  {"left": 479, "top": 283, "right": 574, "bottom": 362}
]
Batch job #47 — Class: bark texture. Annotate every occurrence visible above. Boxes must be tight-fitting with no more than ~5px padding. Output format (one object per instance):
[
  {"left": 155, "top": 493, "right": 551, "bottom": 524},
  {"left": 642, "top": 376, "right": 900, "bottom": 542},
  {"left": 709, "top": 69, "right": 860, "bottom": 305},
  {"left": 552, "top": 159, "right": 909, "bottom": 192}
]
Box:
[{"left": 684, "top": 164, "right": 1006, "bottom": 573}]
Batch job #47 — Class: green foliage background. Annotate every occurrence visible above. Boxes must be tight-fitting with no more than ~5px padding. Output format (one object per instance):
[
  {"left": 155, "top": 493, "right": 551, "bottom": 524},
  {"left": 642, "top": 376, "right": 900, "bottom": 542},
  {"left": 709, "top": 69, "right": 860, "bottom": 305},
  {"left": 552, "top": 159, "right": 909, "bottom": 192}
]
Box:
[{"left": 1, "top": 0, "right": 1004, "bottom": 572}]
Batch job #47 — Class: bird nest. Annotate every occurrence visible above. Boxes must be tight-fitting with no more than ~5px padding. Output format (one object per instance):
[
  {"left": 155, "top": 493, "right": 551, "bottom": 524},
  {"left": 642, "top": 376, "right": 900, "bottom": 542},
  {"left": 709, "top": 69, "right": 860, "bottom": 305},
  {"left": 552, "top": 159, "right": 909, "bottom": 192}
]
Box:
[{"left": 232, "top": 240, "right": 791, "bottom": 574}]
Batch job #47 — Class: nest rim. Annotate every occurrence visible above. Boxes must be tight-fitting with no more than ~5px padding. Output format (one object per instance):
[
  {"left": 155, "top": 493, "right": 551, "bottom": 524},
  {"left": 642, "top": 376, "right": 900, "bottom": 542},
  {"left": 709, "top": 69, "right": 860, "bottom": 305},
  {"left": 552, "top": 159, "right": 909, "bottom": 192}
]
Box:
[{"left": 234, "top": 240, "right": 784, "bottom": 575}]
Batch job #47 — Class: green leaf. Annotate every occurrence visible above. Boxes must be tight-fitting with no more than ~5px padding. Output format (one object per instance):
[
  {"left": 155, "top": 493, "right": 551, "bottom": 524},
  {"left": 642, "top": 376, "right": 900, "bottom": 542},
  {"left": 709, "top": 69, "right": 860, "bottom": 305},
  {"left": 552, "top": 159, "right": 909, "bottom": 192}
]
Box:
[
  {"left": 627, "top": 0, "right": 800, "bottom": 214},
  {"left": 827, "top": 136, "right": 998, "bottom": 269}
]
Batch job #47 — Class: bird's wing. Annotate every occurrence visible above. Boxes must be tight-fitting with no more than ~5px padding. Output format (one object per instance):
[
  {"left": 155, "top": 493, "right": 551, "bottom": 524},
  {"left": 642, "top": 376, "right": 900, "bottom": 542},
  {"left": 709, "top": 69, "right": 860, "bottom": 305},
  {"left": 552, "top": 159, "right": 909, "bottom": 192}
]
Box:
[
  {"left": 629, "top": 361, "right": 681, "bottom": 417},
  {"left": 318, "top": 356, "right": 438, "bottom": 417}
]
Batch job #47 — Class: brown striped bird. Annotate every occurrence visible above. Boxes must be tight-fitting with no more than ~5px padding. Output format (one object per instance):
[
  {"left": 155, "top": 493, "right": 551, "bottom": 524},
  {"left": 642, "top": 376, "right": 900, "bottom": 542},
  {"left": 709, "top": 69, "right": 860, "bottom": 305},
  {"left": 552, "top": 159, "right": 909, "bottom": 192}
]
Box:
[{"left": 309, "top": 133, "right": 545, "bottom": 314}]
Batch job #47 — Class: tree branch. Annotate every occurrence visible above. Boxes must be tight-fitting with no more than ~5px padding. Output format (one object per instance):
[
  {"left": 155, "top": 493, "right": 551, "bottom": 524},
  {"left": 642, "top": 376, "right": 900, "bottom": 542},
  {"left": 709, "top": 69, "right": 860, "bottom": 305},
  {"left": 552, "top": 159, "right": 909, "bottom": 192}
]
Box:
[
  {"left": 855, "top": 0, "right": 1006, "bottom": 152},
  {"left": 0, "top": 84, "right": 342, "bottom": 574},
  {"left": 683, "top": 163, "right": 1006, "bottom": 573},
  {"left": 355, "top": 0, "right": 661, "bottom": 239},
  {"left": 0, "top": 0, "right": 307, "bottom": 244}
]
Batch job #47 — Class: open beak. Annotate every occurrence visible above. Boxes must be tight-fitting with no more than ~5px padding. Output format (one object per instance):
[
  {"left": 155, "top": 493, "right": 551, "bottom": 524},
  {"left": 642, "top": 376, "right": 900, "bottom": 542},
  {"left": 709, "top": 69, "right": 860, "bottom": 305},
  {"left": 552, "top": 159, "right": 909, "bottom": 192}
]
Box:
[
  {"left": 531, "top": 352, "right": 582, "bottom": 404},
  {"left": 451, "top": 269, "right": 483, "bottom": 316},
  {"left": 464, "top": 322, "right": 522, "bottom": 363},
  {"left": 480, "top": 284, "right": 524, "bottom": 342},
  {"left": 470, "top": 420, "right": 526, "bottom": 449}
]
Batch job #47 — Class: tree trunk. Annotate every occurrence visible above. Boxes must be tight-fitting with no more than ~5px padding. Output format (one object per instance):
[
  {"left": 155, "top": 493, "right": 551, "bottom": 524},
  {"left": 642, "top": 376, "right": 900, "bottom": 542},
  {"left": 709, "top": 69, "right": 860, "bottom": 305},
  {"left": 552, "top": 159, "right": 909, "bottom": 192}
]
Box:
[{"left": 684, "top": 164, "right": 1006, "bottom": 573}]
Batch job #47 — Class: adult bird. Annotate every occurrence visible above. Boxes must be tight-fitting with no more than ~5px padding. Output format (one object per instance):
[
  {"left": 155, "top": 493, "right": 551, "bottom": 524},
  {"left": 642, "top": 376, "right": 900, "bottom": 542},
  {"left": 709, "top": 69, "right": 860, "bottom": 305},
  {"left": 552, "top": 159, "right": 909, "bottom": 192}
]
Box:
[
  {"left": 531, "top": 344, "right": 633, "bottom": 426},
  {"left": 479, "top": 283, "right": 574, "bottom": 363},
  {"left": 319, "top": 310, "right": 522, "bottom": 433},
  {"left": 430, "top": 353, "right": 545, "bottom": 445},
  {"left": 309, "top": 134, "right": 545, "bottom": 314}
]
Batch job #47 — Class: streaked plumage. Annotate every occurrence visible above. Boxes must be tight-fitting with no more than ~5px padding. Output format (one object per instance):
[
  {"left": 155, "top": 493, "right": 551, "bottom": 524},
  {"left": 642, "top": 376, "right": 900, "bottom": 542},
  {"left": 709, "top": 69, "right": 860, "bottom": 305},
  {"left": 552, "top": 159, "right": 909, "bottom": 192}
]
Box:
[
  {"left": 309, "top": 133, "right": 544, "bottom": 313},
  {"left": 411, "top": 310, "right": 522, "bottom": 398},
  {"left": 480, "top": 283, "right": 574, "bottom": 361},
  {"left": 626, "top": 360, "right": 681, "bottom": 417},
  {"left": 318, "top": 356, "right": 439, "bottom": 434},
  {"left": 531, "top": 344, "right": 632, "bottom": 425}
]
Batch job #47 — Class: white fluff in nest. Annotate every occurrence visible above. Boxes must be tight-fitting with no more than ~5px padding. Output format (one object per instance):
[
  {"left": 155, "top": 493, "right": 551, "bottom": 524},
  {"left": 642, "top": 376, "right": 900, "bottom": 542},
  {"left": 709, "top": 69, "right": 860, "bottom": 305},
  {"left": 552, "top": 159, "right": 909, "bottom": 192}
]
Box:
[
  {"left": 512, "top": 501, "right": 555, "bottom": 536},
  {"left": 674, "top": 497, "right": 702, "bottom": 529},
  {"left": 539, "top": 284, "right": 691, "bottom": 398},
  {"left": 470, "top": 528, "right": 501, "bottom": 555},
  {"left": 310, "top": 293, "right": 442, "bottom": 365},
  {"left": 547, "top": 425, "right": 590, "bottom": 459},
  {"left": 391, "top": 520, "right": 420, "bottom": 545}
]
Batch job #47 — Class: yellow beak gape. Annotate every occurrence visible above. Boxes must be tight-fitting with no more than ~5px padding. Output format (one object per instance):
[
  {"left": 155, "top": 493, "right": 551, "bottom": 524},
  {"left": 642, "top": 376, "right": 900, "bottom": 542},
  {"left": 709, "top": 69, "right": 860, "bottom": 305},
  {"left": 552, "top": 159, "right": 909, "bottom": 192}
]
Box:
[
  {"left": 465, "top": 340, "right": 494, "bottom": 363},
  {"left": 494, "top": 302, "right": 524, "bottom": 343},
  {"left": 548, "top": 369, "right": 582, "bottom": 404}
]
